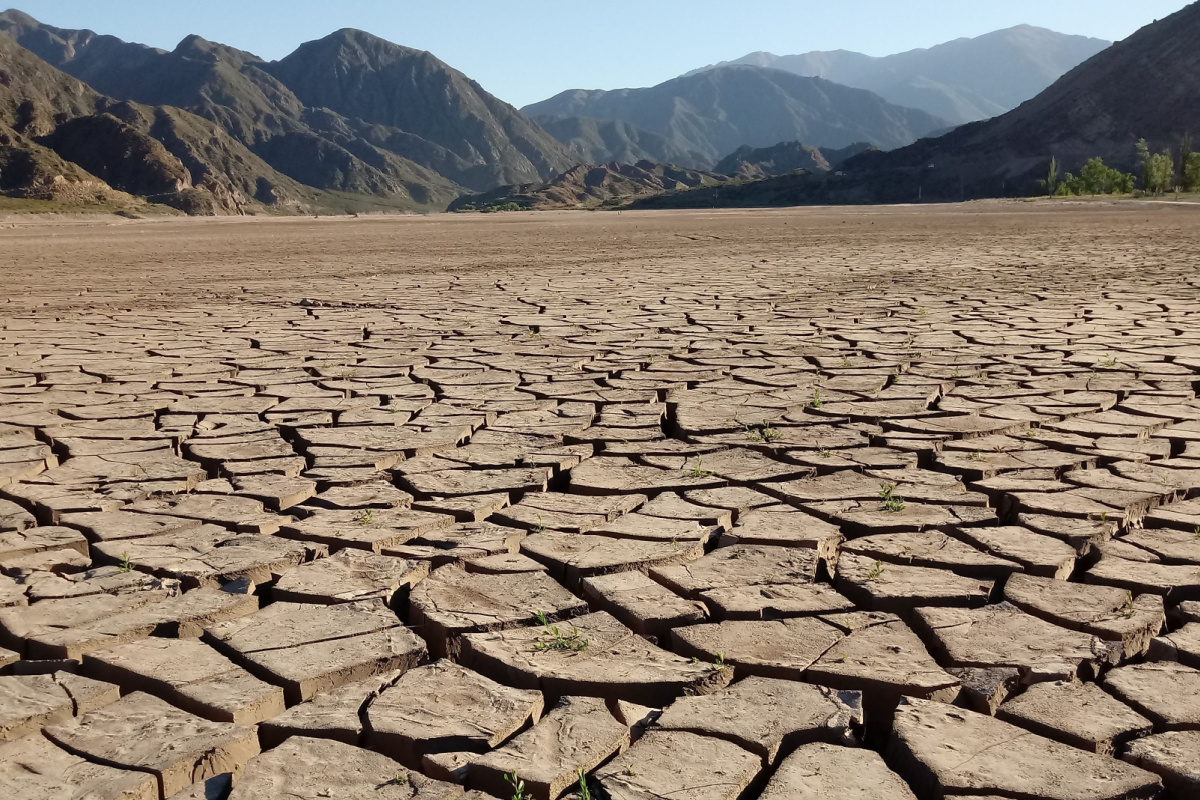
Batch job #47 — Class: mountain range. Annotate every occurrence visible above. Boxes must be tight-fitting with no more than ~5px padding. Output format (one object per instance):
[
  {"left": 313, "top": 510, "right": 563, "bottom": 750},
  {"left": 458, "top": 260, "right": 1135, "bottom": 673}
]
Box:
[
  {"left": 713, "top": 141, "right": 875, "bottom": 180},
  {"left": 0, "top": 6, "right": 1180, "bottom": 214},
  {"left": 685, "top": 26, "right": 1111, "bottom": 126},
  {"left": 523, "top": 67, "right": 948, "bottom": 170},
  {"left": 632, "top": 2, "right": 1200, "bottom": 209},
  {"left": 830, "top": 0, "right": 1200, "bottom": 202},
  {"left": 0, "top": 9, "right": 576, "bottom": 212},
  {"left": 448, "top": 161, "right": 730, "bottom": 212}
]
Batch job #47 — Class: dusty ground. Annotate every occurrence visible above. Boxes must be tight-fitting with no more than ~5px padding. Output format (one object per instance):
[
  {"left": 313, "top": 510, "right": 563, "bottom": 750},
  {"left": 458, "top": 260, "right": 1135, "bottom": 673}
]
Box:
[{"left": 1, "top": 202, "right": 1199, "bottom": 799}]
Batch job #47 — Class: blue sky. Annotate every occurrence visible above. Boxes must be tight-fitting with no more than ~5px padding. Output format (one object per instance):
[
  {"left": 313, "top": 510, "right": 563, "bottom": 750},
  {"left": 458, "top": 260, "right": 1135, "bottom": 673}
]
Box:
[{"left": 14, "top": 0, "right": 1194, "bottom": 107}]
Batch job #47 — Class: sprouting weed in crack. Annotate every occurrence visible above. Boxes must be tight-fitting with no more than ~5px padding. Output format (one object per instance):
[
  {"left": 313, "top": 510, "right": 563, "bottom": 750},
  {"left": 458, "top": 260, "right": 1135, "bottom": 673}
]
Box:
[
  {"left": 505, "top": 771, "right": 527, "bottom": 800},
  {"left": 810, "top": 389, "right": 824, "bottom": 409},
  {"left": 355, "top": 508, "right": 376, "bottom": 526},
  {"left": 1119, "top": 591, "right": 1137, "bottom": 619},
  {"left": 533, "top": 612, "right": 589, "bottom": 653},
  {"left": 744, "top": 420, "right": 783, "bottom": 443},
  {"left": 879, "top": 484, "right": 906, "bottom": 512},
  {"left": 532, "top": 513, "right": 547, "bottom": 535},
  {"left": 575, "top": 769, "right": 593, "bottom": 800},
  {"left": 684, "top": 458, "right": 715, "bottom": 478},
  {"left": 968, "top": 450, "right": 986, "bottom": 462},
  {"left": 865, "top": 560, "right": 886, "bottom": 582},
  {"left": 118, "top": 552, "right": 136, "bottom": 573}
]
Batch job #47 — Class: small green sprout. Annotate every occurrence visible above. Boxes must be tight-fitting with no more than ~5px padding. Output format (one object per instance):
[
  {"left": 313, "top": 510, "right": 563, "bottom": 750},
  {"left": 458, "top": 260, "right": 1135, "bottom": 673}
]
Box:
[
  {"left": 879, "top": 484, "right": 907, "bottom": 512},
  {"left": 505, "top": 772, "right": 527, "bottom": 800},
  {"left": 533, "top": 613, "right": 589, "bottom": 653}
]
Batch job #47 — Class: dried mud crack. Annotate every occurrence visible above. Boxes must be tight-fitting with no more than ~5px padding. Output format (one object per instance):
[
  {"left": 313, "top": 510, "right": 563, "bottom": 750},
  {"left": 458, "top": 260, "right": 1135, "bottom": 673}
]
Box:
[{"left": 0, "top": 204, "right": 1199, "bottom": 799}]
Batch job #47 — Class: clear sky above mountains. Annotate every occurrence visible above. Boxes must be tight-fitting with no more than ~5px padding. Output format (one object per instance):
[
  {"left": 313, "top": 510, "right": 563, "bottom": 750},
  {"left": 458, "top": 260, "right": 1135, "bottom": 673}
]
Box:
[{"left": 18, "top": 0, "right": 1194, "bottom": 107}]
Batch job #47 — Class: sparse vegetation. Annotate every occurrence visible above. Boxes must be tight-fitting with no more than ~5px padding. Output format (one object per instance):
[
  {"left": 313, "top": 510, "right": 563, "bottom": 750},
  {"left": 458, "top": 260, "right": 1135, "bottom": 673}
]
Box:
[
  {"left": 533, "top": 612, "right": 589, "bottom": 653},
  {"left": 505, "top": 771, "right": 528, "bottom": 800},
  {"left": 865, "top": 560, "right": 886, "bottom": 581},
  {"left": 879, "top": 483, "right": 907, "bottom": 512},
  {"left": 575, "top": 770, "right": 593, "bottom": 800},
  {"left": 118, "top": 552, "right": 136, "bottom": 573},
  {"left": 455, "top": 202, "right": 525, "bottom": 213},
  {"left": 744, "top": 420, "right": 784, "bottom": 442},
  {"left": 1119, "top": 591, "right": 1137, "bottom": 619},
  {"left": 684, "top": 458, "right": 716, "bottom": 478},
  {"left": 810, "top": 388, "right": 824, "bottom": 409},
  {"left": 1137, "top": 139, "right": 1176, "bottom": 195},
  {"left": 355, "top": 508, "right": 376, "bottom": 525}
]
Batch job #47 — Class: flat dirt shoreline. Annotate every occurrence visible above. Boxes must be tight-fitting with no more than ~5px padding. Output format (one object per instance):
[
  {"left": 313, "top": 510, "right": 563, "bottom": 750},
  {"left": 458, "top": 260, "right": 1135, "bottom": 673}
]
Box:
[
  {"left": 0, "top": 202, "right": 1198, "bottom": 799},
  {"left": 2, "top": 199, "right": 1197, "bottom": 311}
]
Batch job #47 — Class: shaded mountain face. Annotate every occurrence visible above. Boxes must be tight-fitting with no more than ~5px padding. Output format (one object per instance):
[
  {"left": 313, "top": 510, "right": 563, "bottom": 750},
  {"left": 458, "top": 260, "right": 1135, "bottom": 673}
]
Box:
[
  {"left": 0, "top": 12, "right": 572, "bottom": 205},
  {"left": 634, "top": 2, "right": 1200, "bottom": 209},
  {"left": 833, "top": 0, "right": 1200, "bottom": 202},
  {"left": 264, "top": 29, "right": 575, "bottom": 189},
  {"left": 713, "top": 140, "right": 875, "bottom": 179},
  {"left": 533, "top": 115, "right": 706, "bottom": 170},
  {"left": 449, "top": 160, "right": 730, "bottom": 211},
  {"left": 0, "top": 24, "right": 427, "bottom": 214},
  {"left": 688, "top": 26, "right": 1110, "bottom": 125},
  {"left": 523, "top": 66, "right": 948, "bottom": 168}
]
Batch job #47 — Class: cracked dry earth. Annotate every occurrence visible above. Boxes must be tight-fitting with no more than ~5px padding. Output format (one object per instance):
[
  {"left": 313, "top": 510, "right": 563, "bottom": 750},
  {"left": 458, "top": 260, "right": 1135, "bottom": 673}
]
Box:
[{"left": 2, "top": 203, "right": 1200, "bottom": 800}]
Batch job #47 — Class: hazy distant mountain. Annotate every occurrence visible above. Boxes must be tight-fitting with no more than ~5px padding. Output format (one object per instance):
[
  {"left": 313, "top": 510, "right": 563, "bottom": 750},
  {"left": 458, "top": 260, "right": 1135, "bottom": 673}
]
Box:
[
  {"left": 832, "top": 1, "right": 1200, "bottom": 200},
  {"left": 532, "top": 116, "right": 705, "bottom": 170},
  {"left": 450, "top": 160, "right": 730, "bottom": 211},
  {"left": 0, "top": 9, "right": 576, "bottom": 212},
  {"left": 523, "top": 66, "right": 947, "bottom": 168},
  {"left": 633, "top": 2, "right": 1200, "bottom": 208},
  {"left": 713, "top": 141, "right": 875, "bottom": 179},
  {"left": 687, "top": 26, "right": 1110, "bottom": 125}
]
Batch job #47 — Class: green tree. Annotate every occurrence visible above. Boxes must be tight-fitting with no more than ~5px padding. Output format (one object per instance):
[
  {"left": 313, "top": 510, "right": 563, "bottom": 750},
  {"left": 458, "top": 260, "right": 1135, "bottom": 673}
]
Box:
[
  {"left": 1137, "top": 139, "right": 1176, "bottom": 194},
  {"left": 1058, "top": 172, "right": 1083, "bottom": 196},
  {"left": 1151, "top": 151, "right": 1175, "bottom": 194},
  {"left": 1136, "top": 138, "right": 1152, "bottom": 191},
  {"left": 1046, "top": 156, "right": 1059, "bottom": 196},
  {"left": 1115, "top": 170, "right": 1136, "bottom": 194},
  {"left": 1185, "top": 152, "right": 1200, "bottom": 193},
  {"left": 1079, "top": 158, "right": 1111, "bottom": 195},
  {"left": 1181, "top": 132, "right": 1193, "bottom": 188}
]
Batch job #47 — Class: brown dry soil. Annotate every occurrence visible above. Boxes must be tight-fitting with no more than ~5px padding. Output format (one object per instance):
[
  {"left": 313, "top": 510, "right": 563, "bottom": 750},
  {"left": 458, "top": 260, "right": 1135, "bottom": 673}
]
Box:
[{"left": 1, "top": 200, "right": 1200, "bottom": 800}]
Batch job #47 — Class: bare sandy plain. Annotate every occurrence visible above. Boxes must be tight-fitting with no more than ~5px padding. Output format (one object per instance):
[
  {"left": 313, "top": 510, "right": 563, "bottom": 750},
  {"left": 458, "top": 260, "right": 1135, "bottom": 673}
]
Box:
[{"left": 1, "top": 202, "right": 1199, "bottom": 799}]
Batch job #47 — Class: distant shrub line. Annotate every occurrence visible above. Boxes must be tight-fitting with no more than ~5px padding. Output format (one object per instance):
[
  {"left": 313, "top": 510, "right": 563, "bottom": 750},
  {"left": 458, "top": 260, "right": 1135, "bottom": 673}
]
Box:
[
  {"left": 1041, "top": 133, "right": 1200, "bottom": 197},
  {"left": 454, "top": 201, "right": 525, "bottom": 213}
]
